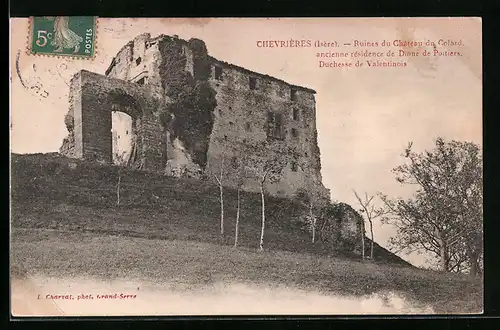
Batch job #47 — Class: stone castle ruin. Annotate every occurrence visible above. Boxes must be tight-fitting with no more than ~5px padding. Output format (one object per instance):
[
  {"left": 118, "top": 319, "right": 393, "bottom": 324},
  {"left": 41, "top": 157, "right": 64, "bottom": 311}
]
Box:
[{"left": 60, "top": 33, "right": 331, "bottom": 204}]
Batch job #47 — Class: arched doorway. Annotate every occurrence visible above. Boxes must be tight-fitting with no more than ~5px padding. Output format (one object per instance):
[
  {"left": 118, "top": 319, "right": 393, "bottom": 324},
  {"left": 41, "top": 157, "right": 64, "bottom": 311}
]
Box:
[
  {"left": 108, "top": 91, "right": 142, "bottom": 168},
  {"left": 112, "top": 111, "right": 134, "bottom": 165},
  {"left": 69, "top": 71, "right": 166, "bottom": 171}
]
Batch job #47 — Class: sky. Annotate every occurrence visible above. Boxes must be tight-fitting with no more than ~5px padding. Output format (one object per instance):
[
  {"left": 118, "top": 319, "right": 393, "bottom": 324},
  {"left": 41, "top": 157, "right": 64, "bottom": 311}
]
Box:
[{"left": 10, "top": 17, "right": 482, "bottom": 267}]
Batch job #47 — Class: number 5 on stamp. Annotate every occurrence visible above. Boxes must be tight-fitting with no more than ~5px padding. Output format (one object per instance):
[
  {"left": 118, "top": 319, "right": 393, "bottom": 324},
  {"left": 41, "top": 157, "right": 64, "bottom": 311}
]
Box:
[{"left": 28, "top": 16, "right": 97, "bottom": 58}]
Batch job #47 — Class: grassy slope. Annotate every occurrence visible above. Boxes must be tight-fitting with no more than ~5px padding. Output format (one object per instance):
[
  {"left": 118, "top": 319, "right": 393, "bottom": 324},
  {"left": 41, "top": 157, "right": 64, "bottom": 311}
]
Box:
[
  {"left": 10, "top": 153, "right": 409, "bottom": 262},
  {"left": 11, "top": 228, "right": 482, "bottom": 314},
  {"left": 10, "top": 153, "right": 483, "bottom": 313}
]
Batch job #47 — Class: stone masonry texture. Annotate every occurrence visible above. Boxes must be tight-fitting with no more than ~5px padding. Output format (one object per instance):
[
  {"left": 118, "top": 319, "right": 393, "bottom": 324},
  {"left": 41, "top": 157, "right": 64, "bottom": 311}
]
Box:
[{"left": 60, "top": 33, "right": 331, "bottom": 203}]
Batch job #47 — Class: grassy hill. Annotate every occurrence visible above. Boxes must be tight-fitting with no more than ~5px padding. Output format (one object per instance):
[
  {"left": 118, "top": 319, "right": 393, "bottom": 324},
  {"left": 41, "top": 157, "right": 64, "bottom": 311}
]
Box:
[
  {"left": 10, "top": 153, "right": 483, "bottom": 313},
  {"left": 10, "top": 152, "right": 408, "bottom": 263}
]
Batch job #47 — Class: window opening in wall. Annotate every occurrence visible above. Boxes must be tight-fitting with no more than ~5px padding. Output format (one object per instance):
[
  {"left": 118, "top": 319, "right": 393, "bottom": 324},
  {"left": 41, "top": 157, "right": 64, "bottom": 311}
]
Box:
[
  {"left": 291, "top": 128, "right": 298, "bottom": 138},
  {"left": 292, "top": 108, "right": 299, "bottom": 121},
  {"left": 267, "top": 112, "right": 284, "bottom": 140},
  {"left": 245, "top": 122, "right": 251, "bottom": 132},
  {"left": 136, "top": 57, "right": 142, "bottom": 66},
  {"left": 291, "top": 161, "right": 298, "bottom": 172},
  {"left": 305, "top": 152, "right": 308, "bottom": 157},
  {"left": 224, "top": 135, "right": 228, "bottom": 141},
  {"left": 214, "top": 66, "right": 223, "bottom": 81},
  {"left": 291, "top": 88, "right": 298, "bottom": 101},
  {"left": 249, "top": 77, "right": 257, "bottom": 90}
]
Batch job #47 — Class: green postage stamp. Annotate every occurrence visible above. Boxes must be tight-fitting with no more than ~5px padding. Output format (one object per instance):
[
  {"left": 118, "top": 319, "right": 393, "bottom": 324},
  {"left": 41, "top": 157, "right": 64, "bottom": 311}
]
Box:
[{"left": 29, "top": 16, "right": 97, "bottom": 58}]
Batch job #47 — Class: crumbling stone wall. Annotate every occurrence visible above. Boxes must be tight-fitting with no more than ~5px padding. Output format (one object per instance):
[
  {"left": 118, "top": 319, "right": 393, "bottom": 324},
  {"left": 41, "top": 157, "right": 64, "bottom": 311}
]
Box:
[
  {"left": 59, "top": 73, "right": 82, "bottom": 158},
  {"left": 105, "top": 33, "right": 165, "bottom": 99},
  {"left": 60, "top": 70, "right": 164, "bottom": 172},
  {"left": 103, "top": 34, "right": 217, "bottom": 178},
  {"left": 66, "top": 34, "right": 330, "bottom": 202},
  {"left": 206, "top": 59, "right": 329, "bottom": 201},
  {"left": 157, "top": 36, "right": 217, "bottom": 170},
  {"left": 318, "top": 202, "right": 365, "bottom": 253}
]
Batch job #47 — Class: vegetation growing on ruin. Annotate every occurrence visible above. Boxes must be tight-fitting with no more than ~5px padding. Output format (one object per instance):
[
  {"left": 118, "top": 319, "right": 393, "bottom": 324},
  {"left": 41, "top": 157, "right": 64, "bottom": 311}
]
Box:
[
  {"left": 311, "top": 129, "right": 322, "bottom": 172},
  {"left": 321, "top": 202, "right": 365, "bottom": 251},
  {"left": 64, "top": 111, "right": 74, "bottom": 133},
  {"left": 291, "top": 193, "right": 366, "bottom": 252},
  {"left": 188, "top": 38, "right": 212, "bottom": 80},
  {"left": 157, "top": 37, "right": 217, "bottom": 169},
  {"left": 59, "top": 110, "right": 76, "bottom": 157}
]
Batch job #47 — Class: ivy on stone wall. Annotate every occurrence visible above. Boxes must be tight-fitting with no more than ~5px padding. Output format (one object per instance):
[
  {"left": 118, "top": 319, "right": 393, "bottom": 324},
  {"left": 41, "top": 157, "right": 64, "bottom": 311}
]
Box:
[
  {"left": 157, "top": 37, "right": 217, "bottom": 168},
  {"left": 311, "top": 129, "right": 322, "bottom": 172},
  {"left": 64, "top": 111, "right": 74, "bottom": 133},
  {"left": 60, "top": 109, "right": 75, "bottom": 157},
  {"left": 188, "top": 38, "right": 211, "bottom": 81}
]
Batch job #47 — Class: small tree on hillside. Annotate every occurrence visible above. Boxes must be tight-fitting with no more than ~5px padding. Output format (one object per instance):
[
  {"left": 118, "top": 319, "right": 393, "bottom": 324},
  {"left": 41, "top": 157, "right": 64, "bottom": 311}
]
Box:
[
  {"left": 116, "top": 162, "right": 125, "bottom": 206},
  {"left": 380, "top": 138, "right": 483, "bottom": 275},
  {"left": 317, "top": 204, "right": 341, "bottom": 244},
  {"left": 245, "top": 141, "right": 297, "bottom": 251},
  {"left": 113, "top": 133, "right": 129, "bottom": 207},
  {"left": 353, "top": 190, "right": 388, "bottom": 260},
  {"left": 294, "top": 188, "right": 326, "bottom": 244},
  {"left": 213, "top": 151, "right": 226, "bottom": 236},
  {"left": 231, "top": 154, "right": 251, "bottom": 248},
  {"left": 316, "top": 202, "right": 364, "bottom": 252},
  {"left": 356, "top": 204, "right": 366, "bottom": 259}
]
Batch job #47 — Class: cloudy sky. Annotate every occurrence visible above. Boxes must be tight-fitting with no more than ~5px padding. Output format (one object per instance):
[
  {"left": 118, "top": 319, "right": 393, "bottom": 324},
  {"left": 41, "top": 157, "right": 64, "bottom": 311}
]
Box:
[{"left": 10, "top": 18, "right": 482, "bottom": 267}]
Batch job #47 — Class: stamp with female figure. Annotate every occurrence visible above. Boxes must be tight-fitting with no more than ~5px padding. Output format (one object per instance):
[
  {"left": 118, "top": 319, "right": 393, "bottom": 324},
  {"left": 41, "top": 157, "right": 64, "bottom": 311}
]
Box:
[{"left": 29, "top": 16, "right": 97, "bottom": 58}]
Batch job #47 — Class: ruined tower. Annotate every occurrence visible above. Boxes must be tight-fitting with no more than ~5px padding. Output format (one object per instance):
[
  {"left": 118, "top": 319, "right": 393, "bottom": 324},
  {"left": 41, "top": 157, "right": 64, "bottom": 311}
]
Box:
[{"left": 61, "top": 33, "right": 330, "bottom": 202}]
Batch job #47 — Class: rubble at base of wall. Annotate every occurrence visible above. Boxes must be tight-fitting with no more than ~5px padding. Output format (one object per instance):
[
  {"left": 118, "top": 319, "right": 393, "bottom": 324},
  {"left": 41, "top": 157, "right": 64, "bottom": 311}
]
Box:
[
  {"left": 59, "top": 133, "right": 76, "bottom": 158},
  {"left": 164, "top": 160, "right": 203, "bottom": 179}
]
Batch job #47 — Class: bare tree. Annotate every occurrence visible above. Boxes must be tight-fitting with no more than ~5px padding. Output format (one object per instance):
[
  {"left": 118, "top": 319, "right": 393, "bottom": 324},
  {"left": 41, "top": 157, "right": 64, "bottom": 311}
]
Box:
[
  {"left": 359, "top": 216, "right": 366, "bottom": 259},
  {"left": 294, "top": 188, "right": 325, "bottom": 244},
  {"left": 213, "top": 152, "right": 226, "bottom": 236},
  {"left": 353, "top": 190, "right": 388, "bottom": 260},
  {"left": 245, "top": 141, "right": 297, "bottom": 251},
  {"left": 353, "top": 193, "right": 366, "bottom": 260},
  {"left": 379, "top": 138, "right": 482, "bottom": 275},
  {"left": 116, "top": 166, "right": 122, "bottom": 206},
  {"left": 234, "top": 184, "right": 241, "bottom": 247},
  {"left": 113, "top": 133, "right": 128, "bottom": 207},
  {"left": 309, "top": 201, "right": 317, "bottom": 244},
  {"left": 231, "top": 155, "right": 250, "bottom": 248}
]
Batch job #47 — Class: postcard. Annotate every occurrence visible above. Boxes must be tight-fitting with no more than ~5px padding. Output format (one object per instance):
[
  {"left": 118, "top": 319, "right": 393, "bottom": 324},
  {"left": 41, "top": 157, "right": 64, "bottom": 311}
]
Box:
[{"left": 10, "top": 17, "right": 482, "bottom": 316}]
